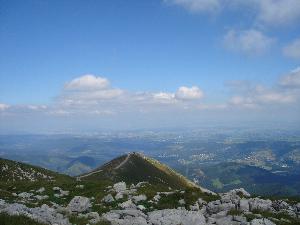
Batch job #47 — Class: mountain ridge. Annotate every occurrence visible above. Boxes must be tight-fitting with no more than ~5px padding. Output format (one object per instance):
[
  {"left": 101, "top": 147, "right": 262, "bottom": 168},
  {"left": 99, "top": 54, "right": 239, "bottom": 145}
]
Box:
[
  {"left": 1, "top": 155, "right": 300, "bottom": 225},
  {"left": 78, "top": 152, "right": 199, "bottom": 189}
]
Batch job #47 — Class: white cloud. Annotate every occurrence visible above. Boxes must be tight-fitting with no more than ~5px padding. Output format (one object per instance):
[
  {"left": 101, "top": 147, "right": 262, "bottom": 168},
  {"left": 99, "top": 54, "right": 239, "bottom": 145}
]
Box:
[
  {"left": 223, "top": 29, "right": 274, "bottom": 55},
  {"left": 47, "top": 110, "right": 72, "bottom": 116},
  {"left": 152, "top": 92, "right": 176, "bottom": 103},
  {"left": 175, "top": 86, "right": 204, "bottom": 100},
  {"left": 164, "top": 0, "right": 221, "bottom": 13},
  {"left": 26, "top": 105, "right": 47, "bottom": 110},
  {"left": 60, "top": 75, "right": 205, "bottom": 108},
  {"left": 65, "top": 74, "right": 110, "bottom": 91},
  {"left": 61, "top": 74, "right": 124, "bottom": 104},
  {"left": 279, "top": 67, "right": 300, "bottom": 88},
  {"left": 229, "top": 96, "right": 257, "bottom": 108},
  {"left": 228, "top": 68, "right": 300, "bottom": 108},
  {"left": 164, "top": 0, "right": 300, "bottom": 27},
  {"left": 66, "top": 89, "right": 124, "bottom": 101},
  {"left": 283, "top": 38, "right": 300, "bottom": 59},
  {"left": 3, "top": 70, "right": 299, "bottom": 128},
  {"left": 255, "top": 91, "right": 296, "bottom": 104},
  {"left": 255, "top": 0, "right": 300, "bottom": 26},
  {"left": 228, "top": 89, "right": 295, "bottom": 108},
  {"left": 0, "top": 103, "right": 10, "bottom": 111}
]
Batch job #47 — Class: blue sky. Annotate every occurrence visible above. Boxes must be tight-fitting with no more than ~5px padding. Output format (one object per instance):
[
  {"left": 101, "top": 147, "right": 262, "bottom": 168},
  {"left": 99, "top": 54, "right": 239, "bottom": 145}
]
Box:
[{"left": 0, "top": 0, "right": 300, "bottom": 132}]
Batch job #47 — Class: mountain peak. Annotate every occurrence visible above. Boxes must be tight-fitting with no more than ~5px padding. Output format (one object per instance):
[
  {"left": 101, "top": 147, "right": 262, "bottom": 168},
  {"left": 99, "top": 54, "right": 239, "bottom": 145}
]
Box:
[{"left": 79, "top": 152, "right": 199, "bottom": 189}]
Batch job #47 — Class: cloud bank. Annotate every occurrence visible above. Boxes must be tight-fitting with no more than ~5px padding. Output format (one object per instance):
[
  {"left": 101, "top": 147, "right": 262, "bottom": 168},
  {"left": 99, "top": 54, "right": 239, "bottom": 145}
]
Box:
[
  {"left": 164, "top": 0, "right": 300, "bottom": 26},
  {"left": 164, "top": 0, "right": 221, "bottom": 14},
  {"left": 1, "top": 71, "right": 299, "bottom": 114},
  {"left": 283, "top": 38, "right": 300, "bottom": 59},
  {"left": 223, "top": 29, "right": 274, "bottom": 55}
]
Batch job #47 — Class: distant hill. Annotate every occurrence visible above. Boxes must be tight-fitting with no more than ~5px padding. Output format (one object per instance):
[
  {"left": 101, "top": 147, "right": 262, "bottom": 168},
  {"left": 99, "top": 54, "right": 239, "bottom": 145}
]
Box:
[
  {"left": 0, "top": 157, "right": 72, "bottom": 183},
  {"left": 78, "top": 152, "right": 199, "bottom": 189},
  {"left": 62, "top": 156, "right": 97, "bottom": 176},
  {"left": 195, "top": 162, "right": 300, "bottom": 196}
]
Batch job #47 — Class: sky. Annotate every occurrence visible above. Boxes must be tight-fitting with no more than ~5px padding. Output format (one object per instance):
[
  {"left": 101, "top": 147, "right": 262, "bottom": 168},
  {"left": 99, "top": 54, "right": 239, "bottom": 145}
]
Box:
[{"left": 0, "top": 0, "right": 300, "bottom": 133}]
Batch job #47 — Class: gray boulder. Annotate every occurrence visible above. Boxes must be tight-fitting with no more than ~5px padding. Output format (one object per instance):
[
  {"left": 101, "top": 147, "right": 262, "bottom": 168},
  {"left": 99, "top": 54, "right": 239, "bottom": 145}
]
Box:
[
  {"left": 0, "top": 201, "right": 70, "bottom": 225},
  {"left": 113, "top": 182, "right": 127, "bottom": 193},
  {"left": 148, "top": 209, "right": 206, "bottom": 225},
  {"left": 132, "top": 194, "right": 147, "bottom": 203},
  {"left": 220, "top": 188, "right": 251, "bottom": 206},
  {"left": 78, "top": 211, "right": 101, "bottom": 224},
  {"left": 67, "top": 196, "right": 91, "bottom": 213},
  {"left": 239, "top": 199, "right": 250, "bottom": 212},
  {"left": 249, "top": 198, "right": 273, "bottom": 212},
  {"left": 272, "top": 200, "right": 290, "bottom": 211},
  {"left": 215, "top": 215, "right": 240, "bottom": 225},
  {"left": 115, "top": 192, "right": 124, "bottom": 200},
  {"left": 251, "top": 218, "right": 276, "bottom": 225},
  {"left": 119, "top": 199, "right": 136, "bottom": 209},
  {"left": 102, "top": 194, "right": 115, "bottom": 203},
  {"left": 233, "top": 215, "right": 247, "bottom": 224},
  {"left": 102, "top": 209, "right": 147, "bottom": 225},
  {"left": 206, "top": 200, "right": 235, "bottom": 214},
  {"left": 294, "top": 203, "right": 300, "bottom": 214}
]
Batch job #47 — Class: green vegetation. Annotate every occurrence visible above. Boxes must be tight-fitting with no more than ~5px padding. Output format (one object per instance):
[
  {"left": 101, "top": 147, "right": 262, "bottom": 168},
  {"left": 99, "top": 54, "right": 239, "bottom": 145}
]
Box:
[
  {"left": 0, "top": 155, "right": 221, "bottom": 225},
  {"left": 136, "top": 183, "right": 219, "bottom": 211},
  {"left": 212, "top": 178, "right": 223, "bottom": 189},
  {"left": 2, "top": 154, "right": 300, "bottom": 225},
  {"left": 0, "top": 157, "right": 73, "bottom": 183},
  {"left": 0, "top": 213, "right": 112, "bottom": 225},
  {"left": 156, "top": 192, "right": 182, "bottom": 209},
  {"left": 81, "top": 153, "right": 199, "bottom": 189},
  {"left": 245, "top": 209, "right": 300, "bottom": 225},
  {"left": 69, "top": 215, "right": 111, "bottom": 225},
  {"left": 227, "top": 209, "right": 242, "bottom": 216},
  {"left": 0, "top": 213, "right": 46, "bottom": 225},
  {"left": 184, "top": 187, "right": 219, "bottom": 204},
  {"left": 198, "top": 162, "right": 300, "bottom": 196},
  {"left": 229, "top": 179, "right": 242, "bottom": 185}
]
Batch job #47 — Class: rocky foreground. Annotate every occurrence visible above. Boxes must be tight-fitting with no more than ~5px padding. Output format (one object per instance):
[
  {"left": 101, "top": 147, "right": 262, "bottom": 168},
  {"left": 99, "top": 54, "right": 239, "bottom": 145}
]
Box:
[{"left": 1, "top": 181, "right": 300, "bottom": 225}]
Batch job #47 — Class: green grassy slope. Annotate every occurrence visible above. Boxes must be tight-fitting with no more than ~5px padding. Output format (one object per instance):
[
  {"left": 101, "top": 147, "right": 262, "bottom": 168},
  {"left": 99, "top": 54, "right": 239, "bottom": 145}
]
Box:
[
  {"left": 0, "top": 157, "right": 112, "bottom": 211},
  {"left": 80, "top": 152, "right": 198, "bottom": 189},
  {"left": 0, "top": 213, "right": 46, "bottom": 225},
  {"left": 0, "top": 157, "right": 73, "bottom": 183}
]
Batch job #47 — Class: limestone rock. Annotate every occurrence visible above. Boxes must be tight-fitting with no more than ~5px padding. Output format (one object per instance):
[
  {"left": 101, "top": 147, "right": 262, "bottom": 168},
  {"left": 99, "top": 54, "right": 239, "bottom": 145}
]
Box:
[
  {"left": 102, "top": 209, "right": 147, "bottom": 225},
  {"left": 251, "top": 218, "right": 276, "bottom": 225},
  {"left": 18, "top": 192, "right": 33, "bottom": 199},
  {"left": 249, "top": 198, "right": 273, "bottom": 212},
  {"left": 35, "top": 195, "right": 49, "bottom": 200},
  {"left": 119, "top": 199, "right": 136, "bottom": 209},
  {"left": 36, "top": 187, "right": 45, "bottom": 193},
  {"left": 113, "top": 182, "right": 127, "bottom": 193},
  {"left": 178, "top": 199, "right": 185, "bottom": 205},
  {"left": 0, "top": 201, "right": 70, "bottom": 225},
  {"left": 67, "top": 196, "right": 91, "bottom": 213},
  {"left": 272, "top": 200, "right": 290, "bottom": 211},
  {"left": 115, "top": 192, "right": 124, "bottom": 200},
  {"left": 239, "top": 199, "right": 250, "bottom": 212},
  {"left": 102, "top": 194, "right": 115, "bottom": 203},
  {"left": 148, "top": 209, "right": 206, "bottom": 225},
  {"left": 132, "top": 194, "right": 147, "bottom": 203},
  {"left": 189, "top": 202, "right": 200, "bottom": 211},
  {"left": 137, "top": 205, "right": 146, "bottom": 211},
  {"left": 206, "top": 200, "right": 235, "bottom": 214}
]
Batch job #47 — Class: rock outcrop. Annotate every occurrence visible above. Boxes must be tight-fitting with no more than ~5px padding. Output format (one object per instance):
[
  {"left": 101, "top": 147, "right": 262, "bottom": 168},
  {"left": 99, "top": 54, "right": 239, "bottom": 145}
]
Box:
[
  {"left": 67, "top": 196, "right": 91, "bottom": 213},
  {"left": 0, "top": 199, "right": 70, "bottom": 225}
]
